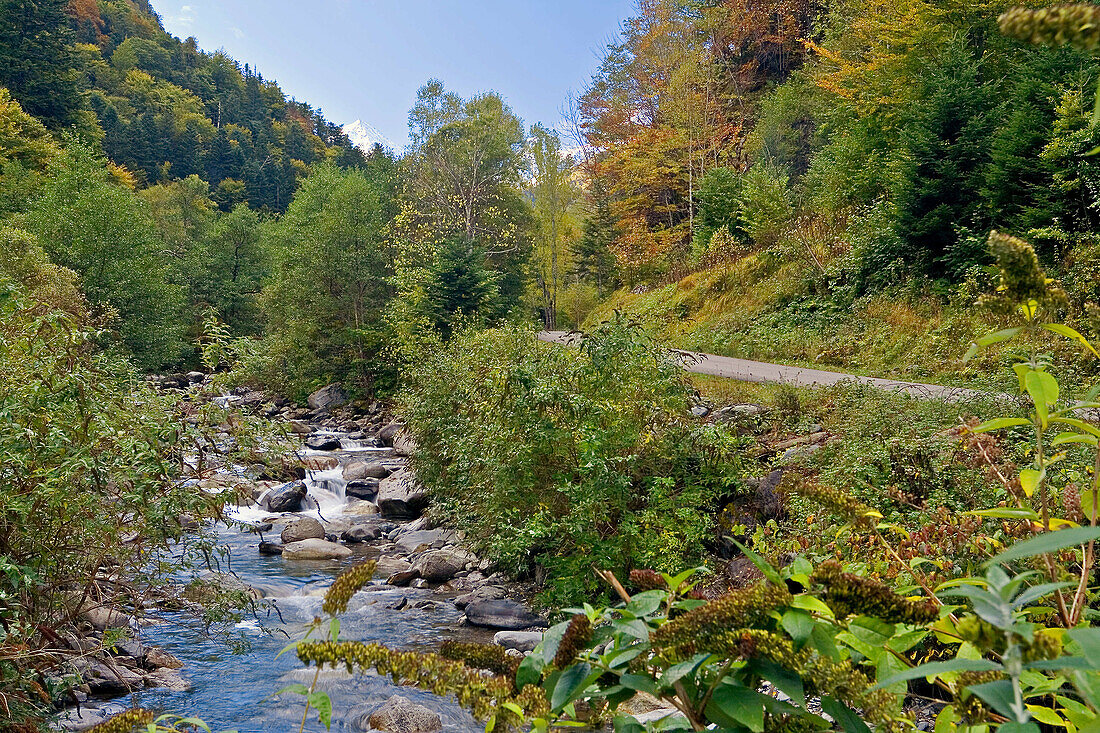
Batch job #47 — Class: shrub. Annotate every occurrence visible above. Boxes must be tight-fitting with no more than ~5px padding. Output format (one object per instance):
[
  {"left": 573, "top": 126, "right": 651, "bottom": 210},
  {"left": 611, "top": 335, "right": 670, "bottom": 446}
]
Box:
[{"left": 400, "top": 320, "right": 744, "bottom": 605}]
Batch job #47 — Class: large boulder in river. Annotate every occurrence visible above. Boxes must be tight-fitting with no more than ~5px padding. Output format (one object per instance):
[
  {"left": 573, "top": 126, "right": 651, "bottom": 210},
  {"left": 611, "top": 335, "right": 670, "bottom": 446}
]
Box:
[
  {"left": 281, "top": 517, "right": 325, "bottom": 543},
  {"left": 260, "top": 481, "right": 307, "bottom": 512},
  {"left": 354, "top": 695, "right": 441, "bottom": 733},
  {"left": 281, "top": 538, "right": 352, "bottom": 560},
  {"left": 378, "top": 421, "right": 405, "bottom": 447},
  {"left": 343, "top": 460, "right": 391, "bottom": 481},
  {"left": 345, "top": 478, "right": 380, "bottom": 500},
  {"left": 308, "top": 383, "right": 348, "bottom": 412},
  {"left": 464, "top": 599, "right": 547, "bottom": 630},
  {"left": 493, "top": 631, "right": 543, "bottom": 653},
  {"left": 305, "top": 434, "right": 342, "bottom": 451},
  {"left": 412, "top": 548, "right": 474, "bottom": 582},
  {"left": 376, "top": 470, "right": 429, "bottom": 519}
]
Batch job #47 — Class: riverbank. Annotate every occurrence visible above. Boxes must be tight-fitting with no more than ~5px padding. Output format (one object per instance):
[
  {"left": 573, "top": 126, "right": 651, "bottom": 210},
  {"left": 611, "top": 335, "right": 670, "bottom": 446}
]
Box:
[{"left": 51, "top": 376, "right": 549, "bottom": 733}]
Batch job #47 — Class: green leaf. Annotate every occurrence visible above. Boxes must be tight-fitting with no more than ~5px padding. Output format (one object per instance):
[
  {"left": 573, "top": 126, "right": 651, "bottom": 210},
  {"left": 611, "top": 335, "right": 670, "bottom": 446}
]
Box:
[
  {"left": 967, "top": 679, "right": 1018, "bottom": 718},
  {"left": 966, "top": 328, "right": 1022, "bottom": 361},
  {"left": 329, "top": 617, "right": 340, "bottom": 642},
  {"left": 1051, "top": 432, "right": 1098, "bottom": 447},
  {"left": 996, "top": 723, "right": 1041, "bottom": 733},
  {"left": 731, "top": 540, "right": 782, "bottom": 585},
  {"left": 986, "top": 526, "right": 1100, "bottom": 567},
  {"left": 1019, "top": 468, "right": 1043, "bottom": 498},
  {"left": 308, "top": 691, "right": 333, "bottom": 730},
  {"left": 1052, "top": 417, "right": 1100, "bottom": 438},
  {"left": 1026, "top": 370, "right": 1059, "bottom": 426},
  {"left": 624, "top": 590, "right": 665, "bottom": 618},
  {"left": 973, "top": 417, "right": 1032, "bottom": 433},
  {"left": 275, "top": 683, "right": 310, "bottom": 697},
  {"left": 874, "top": 659, "right": 1002, "bottom": 689},
  {"left": 661, "top": 653, "right": 711, "bottom": 688},
  {"left": 790, "top": 594, "right": 834, "bottom": 617},
  {"left": 780, "top": 609, "right": 814, "bottom": 646},
  {"left": 820, "top": 697, "right": 872, "bottom": 733},
  {"left": 618, "top": 673, "right": 659, "bottom": 696},
  {"left": 552, "top": 662, "right": 592, "bottom": 711},
  {"left": 749, "top": 659, "right": 804, "bottom": 706},
  {"left": 1043, "top": 323, "right": 1100, "bottom": 359},
  {"left": 705, "top": 684, "right": 767, "bottom": 733},
  {"left": 1067, "top": 628, "right": 1100, "bottom": 666},
  {"left": 967, "top": 507, "right": 1041, "bottom": 521},
  {"left": 516, "top": 652, "right": 545, "bottom": 689}
]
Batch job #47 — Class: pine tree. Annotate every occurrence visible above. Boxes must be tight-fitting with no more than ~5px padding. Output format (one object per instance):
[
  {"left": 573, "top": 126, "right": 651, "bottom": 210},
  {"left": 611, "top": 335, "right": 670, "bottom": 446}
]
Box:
[{"left": 0, "top": 0, "right": 82, "bottom": 127}]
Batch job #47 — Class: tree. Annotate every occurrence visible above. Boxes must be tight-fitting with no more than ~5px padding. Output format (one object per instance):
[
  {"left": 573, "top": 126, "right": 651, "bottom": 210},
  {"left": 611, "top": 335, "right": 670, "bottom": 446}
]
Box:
[
  {"left": 22, "top": 141, "right": 188, "bottom": 369},
  {"left": 261, "top": 163, "right": 394, "bottom": 395},
  {"left": 0, "top": 0, "right": 81, "bottom": 127},
  {"left": 208, "top": 203, "right": 265, "bottom": 334},
  {"left": 529, "top": 124, "right": 578, "bottom": 329}
]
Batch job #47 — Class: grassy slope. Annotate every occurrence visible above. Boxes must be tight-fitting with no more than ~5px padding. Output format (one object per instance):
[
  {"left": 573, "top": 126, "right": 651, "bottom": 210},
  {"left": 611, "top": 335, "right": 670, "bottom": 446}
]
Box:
[{"left": 584, "top": 252, "right": 1006, "bottom": 389}]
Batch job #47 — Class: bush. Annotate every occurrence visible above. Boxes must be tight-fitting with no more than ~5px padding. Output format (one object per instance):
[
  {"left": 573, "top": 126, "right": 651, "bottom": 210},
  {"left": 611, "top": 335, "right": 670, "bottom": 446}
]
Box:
[{"left": 401, "top": 321, "right": 745, "bottom": 606}]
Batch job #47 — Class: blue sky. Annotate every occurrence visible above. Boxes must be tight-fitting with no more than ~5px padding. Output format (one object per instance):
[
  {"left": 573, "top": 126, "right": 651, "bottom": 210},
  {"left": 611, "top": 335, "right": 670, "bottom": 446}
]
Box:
[{"left": 152, "top": 1, "right": 635, "bottom": 149}]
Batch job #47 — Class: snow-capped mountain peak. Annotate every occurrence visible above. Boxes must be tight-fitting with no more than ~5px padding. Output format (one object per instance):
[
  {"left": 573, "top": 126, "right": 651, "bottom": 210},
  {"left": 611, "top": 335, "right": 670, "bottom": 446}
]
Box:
[{"left": 342, "top": 119, "right": 395, "bottom": 152}]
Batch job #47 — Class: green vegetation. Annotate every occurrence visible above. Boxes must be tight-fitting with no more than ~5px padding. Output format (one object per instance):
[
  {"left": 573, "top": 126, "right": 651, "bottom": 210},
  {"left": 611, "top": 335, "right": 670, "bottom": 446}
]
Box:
[{"left": 401, "top": 321, "right": 744, "bottom": 606}]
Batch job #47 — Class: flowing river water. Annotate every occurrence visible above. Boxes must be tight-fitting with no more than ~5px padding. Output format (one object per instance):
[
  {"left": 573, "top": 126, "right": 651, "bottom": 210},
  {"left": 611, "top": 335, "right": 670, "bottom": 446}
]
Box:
[{"left": 81, "top": 433, "right": 494, "bottom": 733}]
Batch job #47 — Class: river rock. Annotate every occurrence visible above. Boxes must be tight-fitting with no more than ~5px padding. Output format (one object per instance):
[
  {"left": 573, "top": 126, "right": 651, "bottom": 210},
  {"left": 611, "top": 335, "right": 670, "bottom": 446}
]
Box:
[
  {"left": 413, "top": 548, "right": 475, "bottom": 582},
  {"left": 388, "top": 570, "right": 419, "bottom": 586},
  {"left": 281, "top": 517, "right": 325, "bottom": 543},
  {"left": 464, "top": 599, "right": 547, "bottom": 630},
  {"left": 453, "top": 585, "right": 508, "bottom": 610},
  {"left": 345, "top": 478, "right": 380, "bottom": 500},
  {"left": 305, "top": 434, "right": 342, "bottom": 451},
  {"left": 288, "top": 420, "right": 312, "bottom": 435},
  {"left": 281, "top": 538, "right": 353, "bottom": 560},
  {"left": 308, "top": 383, "right": 349, "bottom": 412},
  {"left": 375, "top": 556, "right": 413, "bottom": 576},
  {"left": 344, "top": 460, "right": 391, "bottom": 481},
  {"left": 146, "top": 648, "right": 183, "bottom": 670},
  {"left": 261, "top": 481, "right": 307, "bottom": 512},
  {"left": 393, "top": 431, "right": 416, "bottom": 457},
  {"left": 80, "top": 605, "right": 132, "bottom": 631},
  {"left": 259, "top": 541, "right": 283, "bottom": 555},
  {"left": 376, "top": 471, "right": 429, "bottom": 519},
  {"left": 493, "top": 631, "right": 543, "bottom": 653},
  {"left": 378, "top": 421, "right": 405, "bottom": 447},
  {"left": 344, "top": 499, "right": 380, "bottom": 516},
  {"left": 358, "top": 695, "right": 442, "bottom": 733},
  {"left": 341, "top": 525, "right": 382, "bottom": 543},
  {"left": 393, "top": 528, "right": 451, "bottom": 554},
  {"left": 301, "top": 455, "right": 339, "bottom": 471}
]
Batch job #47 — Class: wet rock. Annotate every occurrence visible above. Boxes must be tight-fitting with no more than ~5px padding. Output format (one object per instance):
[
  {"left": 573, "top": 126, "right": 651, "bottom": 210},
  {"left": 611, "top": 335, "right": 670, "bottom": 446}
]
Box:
[
  {"left": 393, "top": 431, "right": 416, "bottom": 457},
  {"left": 55, "top": 707, "right": 108, "bottom": 731},
  {"left": 305, "top": 434, "right": 342, "bottom": 451},
  {"left": 464, "top": 600, "right": 547, "bottom": 630},
  {"left": 453, "top": 585, "right": 508, "bottom": 610},
  {"left": 79, "top": 659, "right": 144, "bottom": 694},
  {"left": 378, "top": 421, "right": 406, "bottom": 447},
  {"left": 388, "top": 570, "right": 419, "bottom": 587},
  {"left": 376, "top": 471, "right": 429, "bottom": 519},
  {"left": 145, "top": 648, "right": 183, "bottom": 670},
  {"left": 345, "top": 478, "right": 380, "bottom": 500},
  {"left": 288, "top": 420, "right": 312, "bottom": 435},
  {"left": 341, "top": 525, "right": 382, "bottom": 543},
  {"left": 493, "top": 631, "right": 543, "bottom": 653},
  {"left": 281, "top": 538, "right": 353, "bottom": 560},
  {"left": 387, "top": 596, "right": 408, "bottom": 610},
  {"left": 146, "top": 667, "right": 189, "bottom": 691},
  {"left": 393, "top": 529, "right": 451, "bottom": 554},
  {"left": 260, "top": 481, "right": 307, "bottom": 513},
  {"left": 375, "top": 557, "right": 413, "bottom": 577},
  {"left": 344, "top": 499, "right": 380, "bottom": 516},
  {"left": 413, "top": 548, "right": 475, "bottom": 582},
  {"left": 301, "top": 455, "right": 339, "bottom": 471},
  {"left": 358, "top": 695, "right": 442, "bottom": 733},
  {"left": 308, "top": 383, "right": 349, "bottom": 412},
  {"left": 259, "top": 541, "right": 283, "bottom": 555},
  {"left": 281, "top": 517, "right": 326, "bottom": 543},
  {"left": 343, "top": 460, "right": 391, "bottom": 481}
]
